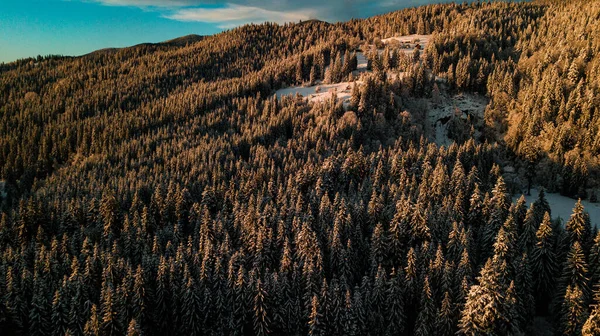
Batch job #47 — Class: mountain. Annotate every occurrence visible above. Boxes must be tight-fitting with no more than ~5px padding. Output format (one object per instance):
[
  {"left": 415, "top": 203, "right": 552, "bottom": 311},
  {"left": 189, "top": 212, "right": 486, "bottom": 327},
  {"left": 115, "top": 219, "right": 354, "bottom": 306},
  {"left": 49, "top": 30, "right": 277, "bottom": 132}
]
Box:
[
  {"left": 82, "top": 34, "right": 205, "bottom": 58},
  {"left": 1, "top": 1, "right": 599, "bottom": 335}
]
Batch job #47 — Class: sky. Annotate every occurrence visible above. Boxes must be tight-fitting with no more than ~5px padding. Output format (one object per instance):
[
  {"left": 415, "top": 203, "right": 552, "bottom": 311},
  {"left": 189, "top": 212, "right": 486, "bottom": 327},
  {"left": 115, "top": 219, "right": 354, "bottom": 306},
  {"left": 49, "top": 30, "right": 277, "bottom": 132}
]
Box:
[{"left": 0, "top": 0, "right": 439, "bottom": 63}]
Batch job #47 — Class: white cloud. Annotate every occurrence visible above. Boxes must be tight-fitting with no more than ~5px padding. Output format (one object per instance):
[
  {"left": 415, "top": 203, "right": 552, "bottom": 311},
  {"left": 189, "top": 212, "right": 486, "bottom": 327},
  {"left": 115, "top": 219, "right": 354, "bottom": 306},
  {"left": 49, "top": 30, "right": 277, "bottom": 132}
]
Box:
[
  {"left": 84, "top": 0, "right": 425, "bottom": 25},
  {"left": 90, "top": 0, "right": 202, "bottom": 7},
  {"left": 166, "top": 4, "right": 316, "bottom": 27}
]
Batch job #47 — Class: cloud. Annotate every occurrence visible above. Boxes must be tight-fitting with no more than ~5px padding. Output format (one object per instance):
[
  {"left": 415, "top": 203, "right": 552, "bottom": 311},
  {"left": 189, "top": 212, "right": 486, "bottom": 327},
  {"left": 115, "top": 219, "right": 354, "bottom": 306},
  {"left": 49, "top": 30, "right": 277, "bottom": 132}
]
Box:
[
  {"left": 90, "top": 0, "right": 202, "bottom": 7},
  {"left": 86, "top": 0, "right": 432, "bottom": 25},
  {"left": 165, "top": 4, "right": 316, "bottom": 27}
]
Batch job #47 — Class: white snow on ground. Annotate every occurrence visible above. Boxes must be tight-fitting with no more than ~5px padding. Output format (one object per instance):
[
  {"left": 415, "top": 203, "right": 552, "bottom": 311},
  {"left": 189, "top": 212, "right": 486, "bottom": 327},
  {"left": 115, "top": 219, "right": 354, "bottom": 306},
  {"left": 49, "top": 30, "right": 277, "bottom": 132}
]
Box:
[
  {"left": 356, "top": 52, "right": 368, "bottom": 71},
  {"left": 435, "top": 120, "right": 450, "bottom": 147},
  {"left": 276, "top": 82, "right": 358, "bottom": 106},
  {"left": 428, "top": 92, "right": 488, "bottom": 146},
  {"left": 512, "top": 188, "right": 600, "bottom": 227},
  {"left": 381, "top": 34, "right": 430, "bottom": 55},
  {"left": 275, "top": 34, "right": 431, "bottom": 107}
]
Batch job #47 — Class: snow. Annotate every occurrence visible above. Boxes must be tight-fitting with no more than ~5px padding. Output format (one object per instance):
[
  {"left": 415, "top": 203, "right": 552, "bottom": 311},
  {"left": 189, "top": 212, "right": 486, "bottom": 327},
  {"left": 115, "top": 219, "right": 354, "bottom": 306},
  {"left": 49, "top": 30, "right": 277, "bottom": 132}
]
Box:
[
  {"left": 512, "top": 188, "right": 600, "bottom": 227},
  {"left": 381, "top": 34, "right": 430, "bottom": 55},
  {"left": 428, "top": 92, "right": 487, "bottom": 146},
  {"left": 434, "top": 120, "right": 451, "bottom": 147},
  {"left": 356, "top": 52, "right": 368, "bottom": 71},
  {"left": 275, "top": 34, "right": 432, "bottom": 107},
  {"left": 276, "top": 82, "right": 359, "bottom": 106}
]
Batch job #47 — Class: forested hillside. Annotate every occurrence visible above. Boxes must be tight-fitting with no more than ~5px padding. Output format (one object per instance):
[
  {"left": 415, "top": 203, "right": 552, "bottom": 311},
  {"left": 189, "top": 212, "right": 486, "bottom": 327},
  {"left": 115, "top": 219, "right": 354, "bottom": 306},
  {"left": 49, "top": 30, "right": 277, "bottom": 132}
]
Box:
[{"left": 1, "top": 1, "right": 599, "bottom": 335}]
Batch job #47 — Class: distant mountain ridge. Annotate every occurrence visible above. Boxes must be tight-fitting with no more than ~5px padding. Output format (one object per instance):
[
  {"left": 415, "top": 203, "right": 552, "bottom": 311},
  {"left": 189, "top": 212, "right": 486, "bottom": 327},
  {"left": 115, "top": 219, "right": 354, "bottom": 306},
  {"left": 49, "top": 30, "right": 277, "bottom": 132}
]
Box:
[{"left": 84, "top": 34, "right": 205, "bottom": 57}]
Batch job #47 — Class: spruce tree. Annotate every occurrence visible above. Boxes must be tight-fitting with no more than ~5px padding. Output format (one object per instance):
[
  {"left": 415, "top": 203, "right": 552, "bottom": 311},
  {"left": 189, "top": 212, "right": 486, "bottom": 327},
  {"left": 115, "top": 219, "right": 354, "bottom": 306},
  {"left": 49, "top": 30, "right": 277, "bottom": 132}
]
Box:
[
  {"left": 253, "top": 278, "right": 270, "bottom": 336},
  {"left": 126, "top": 319, "right": 142, "bottom": 336},
  {"left": 435, "top": 291, "right": 456, "bottom": 336},
  {"left": 533, "top": 189, "right": 551, "bottom": 224},
  {"left": 29, "top": 273, "right": 51, "bottom": 336},
  {"left": 51, "top": 287, "right": 69, "bottom": 336},
  {"left": 518, "top": 204, "right": 538, "bottom": 255},
  {"left": 566, "top": 200, "right": 591, "bottom": 247},
  {"left": 458, "top": 257, "right": 522, "bottom": 335},
  {"left": 589, "top": 232, "right": 600, "bottom": 288},
  {"left": 100, "top": 285, "right": 121, "bottom": 336},
  {"left": 531, "top": 212, "right": 558, "bottom": 315},
  {"left": 583, "top": 286, "right": 600, "bottom": 336},
  {"left": 560, "top": 241, "right": 590, "bottom": 301},
  {"left": 385, "top": 268, "right": 406, "bottom": 335},
  {"left": 83, "top": 305, "right": 100, "bottom": 336},
  {"left": 415, "top": 277, "right": 435, "bottom": 336},
  {"left": 180, "top": 276, "right": 202, "bottom": 336},
  {"left": 560, "top": 285, "right": 587, "bottom": 335},
  {"left": 308, "top": 295, "right": 325, "bottom": 336}
]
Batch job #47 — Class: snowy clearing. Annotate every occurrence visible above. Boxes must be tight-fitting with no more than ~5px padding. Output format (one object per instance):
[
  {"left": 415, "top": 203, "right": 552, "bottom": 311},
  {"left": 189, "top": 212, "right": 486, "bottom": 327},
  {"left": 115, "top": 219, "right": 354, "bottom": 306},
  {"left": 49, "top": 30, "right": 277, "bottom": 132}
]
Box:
[
  {"left": 356, "top": 52, "right": 368, "bottom": 71},
  {"left": 428, "top": 92, "right": 488, "bottom": 146},
  {"left": 276, "top": 82, "right": 359, "bottom": 106},
  {"left": 275, "top": 34, "right": 432, "bottom": 107},
  {"left": 511, "top": 188, "right": 600, "bottom": 227},
  {"left": 381, "top": 34, "right": 430, "bottom": 55}
]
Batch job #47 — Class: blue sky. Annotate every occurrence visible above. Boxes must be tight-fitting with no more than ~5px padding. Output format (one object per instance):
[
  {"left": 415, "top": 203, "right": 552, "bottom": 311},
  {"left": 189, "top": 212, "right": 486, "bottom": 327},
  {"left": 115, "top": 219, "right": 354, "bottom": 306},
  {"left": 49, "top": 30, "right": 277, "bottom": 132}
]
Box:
[{"left": 0, "top": 0, "right": 438, "bottom": 63}]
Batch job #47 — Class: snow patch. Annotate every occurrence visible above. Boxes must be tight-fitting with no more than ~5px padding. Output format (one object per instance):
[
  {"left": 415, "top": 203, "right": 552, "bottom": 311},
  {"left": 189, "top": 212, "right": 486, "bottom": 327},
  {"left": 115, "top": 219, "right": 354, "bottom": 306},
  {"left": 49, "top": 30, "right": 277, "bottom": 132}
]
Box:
[
  {"left": 512, "top": 188, "right": 600, "bottom": 228},
  {"left": 275, "top": 34, "right": 432, "bottom": 107},
  {"left": 276, "top": 82, "right": 359, "bottom": 107},
  {"left": 381, "top": 34, "right": 430, "bottom": 55},
  {"left": 356, "top": 52, "right": 368, "bottom": 71},
  {"left": 428, "top": 92, "right": 487, "bottom": 146}
]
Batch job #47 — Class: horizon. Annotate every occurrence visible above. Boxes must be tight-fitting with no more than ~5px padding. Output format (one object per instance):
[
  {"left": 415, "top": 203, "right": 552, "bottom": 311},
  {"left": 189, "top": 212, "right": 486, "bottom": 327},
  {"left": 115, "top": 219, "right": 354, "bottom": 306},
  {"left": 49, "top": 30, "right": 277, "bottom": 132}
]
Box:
[{"left": 0, "top": 0, "right": 450, "bottom": 63}]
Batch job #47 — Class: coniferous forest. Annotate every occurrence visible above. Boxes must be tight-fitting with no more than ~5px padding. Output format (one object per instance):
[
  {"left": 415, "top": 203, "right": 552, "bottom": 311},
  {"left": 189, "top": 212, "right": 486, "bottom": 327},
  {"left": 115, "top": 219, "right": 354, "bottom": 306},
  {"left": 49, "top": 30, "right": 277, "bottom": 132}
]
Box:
[{"left": 1, "top": 0, "right": 600, "bottom": 335}]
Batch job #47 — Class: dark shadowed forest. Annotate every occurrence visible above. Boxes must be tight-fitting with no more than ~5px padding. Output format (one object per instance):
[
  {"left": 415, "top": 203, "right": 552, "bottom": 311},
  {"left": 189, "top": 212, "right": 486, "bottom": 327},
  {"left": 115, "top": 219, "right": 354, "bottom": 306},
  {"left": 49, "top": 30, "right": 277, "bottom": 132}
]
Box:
[{"left": 1, "top": 0, "right": 600, "bottom": 335}]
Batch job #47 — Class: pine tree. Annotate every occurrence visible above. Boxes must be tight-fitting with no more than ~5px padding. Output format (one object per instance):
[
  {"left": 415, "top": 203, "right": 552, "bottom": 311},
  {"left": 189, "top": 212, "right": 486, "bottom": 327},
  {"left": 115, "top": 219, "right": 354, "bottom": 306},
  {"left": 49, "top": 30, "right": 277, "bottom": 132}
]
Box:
[
  {"left": 309, "top": 65, "right": 317, "bottom": 86},
  {"left": 560, "top": 241, "right": 590, "bottom": 300},
  {"left": 583, "top": 286, "right": 600, "bottom": 336},
  {"left": 531, "top": 212, "right": 558, "bottom": 315},
  {"left": 369, "top": 223, "right": 387, "bottom": 272},
  {"left": 180, "top": 275, "right": 202, "bottom": 336},
  {"left": 519, "top": 204, "right": 538, "bottom": 255},
  {"left": 560, "top": 285, "right": 587, "bottom": 335},
  {"left": 458, "top": 257, "right": 521, "bottom": 335},
  {"left": 589, "top": 232, "right": 600, "bottom": 288},
  {"left": 369, "top": 266, "right": 387, "bottom": 335},
  {"left": 520, "top": 138, "right": 540, "bottom": 195},
  {"left": 83, "top": 305, "right": 100, "bottom": 336},
  {"left": 67, "top": 278, "right": 86, "bottom": 336},
  {"left": 296, "top": 56, "right": 305, "bottom": 84},
  {"left": 308, "top": 295, "right": 325, "bottom": 336},
  {"left": 533, "top": 189, "right": 551, "bottom": 225},
  {"left": 153, "top": 258, "right": 172, "bottom": 334},
  {"left": 51, "top": 288, "right": 69, "bottom": 336},
  {"left": 351, "top": 287, "right": 367, "bottom": 336},
  {"left": 515, "top": 253, "right": 535, "bottom": 331},
  {"left": 100, "top": 190, "right": 119, "bottom": 242},
  {"left": 480, "top": 177, "right": 510, "bottom": 262},
  {"left": 435, "top": 291, "right": 456, "bottom": 336},
  {"left": 385, "top": 268, "right": 406, "bottom": 335},
  {"left": 566, "top": 200, "right": 591, "bottom": 246},
  {"left": 126, "top": 319, "right": 142, "bottom": 336},
  {"left": 350, "top": 83, "right": 360, "bottom": 109},
  {"left": 415, "top": 277, "right": 435, "bottom": 336},
  {"left": 253, "top": 278, "right": 270, "bottom": 336},
  {"left": 29, "top": 273, "right": 51, "bottom": 336},
  {"left": 131, "top": 266, "right": 147, "bottom": 333},
  {"left": 100, "top": 284, "right": 121, "bottom": 336}
]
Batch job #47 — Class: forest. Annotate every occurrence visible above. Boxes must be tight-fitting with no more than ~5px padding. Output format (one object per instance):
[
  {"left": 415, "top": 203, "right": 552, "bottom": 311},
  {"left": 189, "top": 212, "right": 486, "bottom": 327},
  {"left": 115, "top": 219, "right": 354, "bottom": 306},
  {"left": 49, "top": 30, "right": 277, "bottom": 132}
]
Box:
[{"left": 1, "top": 0, "right": 600, "bottom": 335}]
